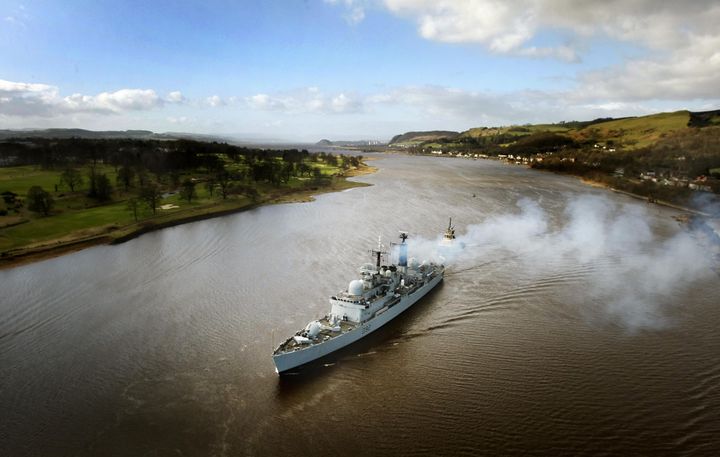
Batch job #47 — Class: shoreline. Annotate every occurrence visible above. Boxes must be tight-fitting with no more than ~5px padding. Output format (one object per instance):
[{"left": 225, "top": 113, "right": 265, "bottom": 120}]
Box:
[
  {"left": 422, "top": 152, "right": 713, "bottom": 217},
  {"left": 577, "top": 177, "right": 711, "bottom": 217},
  {"left": 0, "top": 164, "right": 377, "bottom": 270}
]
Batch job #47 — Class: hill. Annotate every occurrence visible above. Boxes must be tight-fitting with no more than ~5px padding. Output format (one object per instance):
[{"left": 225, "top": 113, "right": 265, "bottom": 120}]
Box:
[
  {"left": 0, "top": 129, "right": 155, "bottom": 140},
  {"left": 315, "top": 139, "right": 385, "bottom": 147},
  {"left": 389, "top": 130, "right": 459, "bottom": 145},
  {"left": 387, "top": 109, "right": 720, "bottom": 210},
  {"left": 569, "top": 110, "right": 691, "bottom": 149},
  {"left": 391, "top": 109, "right": 720, "bottom": 154},
  {"left": 0, "top": 128, "right": 235, "bottom": 142}
]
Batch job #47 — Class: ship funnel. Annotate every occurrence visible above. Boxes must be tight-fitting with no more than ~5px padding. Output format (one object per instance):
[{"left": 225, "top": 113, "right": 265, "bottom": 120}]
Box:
[{"left": 398, "top": 231, "right": 408, "bottom": 267}]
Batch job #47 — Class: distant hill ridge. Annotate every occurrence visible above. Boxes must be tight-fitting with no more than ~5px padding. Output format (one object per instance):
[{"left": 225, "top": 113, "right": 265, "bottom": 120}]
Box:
[
  {"left": 315, "top": 139, "right": 385, "bottom": 147},
  {"left": 0, "top": 128, "right": 239, "bottom": 143},
  {"left": 0, "top": 128, "right": 156, "bottom": 140},
  {"left": 390, "top": 109, "right": 720, "bottom": 151},
  {"left": 389, "top": 130, "right": 460, "bottom": 145}
]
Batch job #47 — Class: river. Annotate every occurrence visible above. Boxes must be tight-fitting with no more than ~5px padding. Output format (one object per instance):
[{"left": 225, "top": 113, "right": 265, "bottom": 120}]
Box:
[{"left": 1, "top": 155, "right": 718, "bottom": 456}]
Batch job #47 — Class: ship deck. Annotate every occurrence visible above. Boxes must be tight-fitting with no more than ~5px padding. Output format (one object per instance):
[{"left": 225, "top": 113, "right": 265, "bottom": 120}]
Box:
[{"left": 275, "top": 318, "right": 357, "bottom": 355}]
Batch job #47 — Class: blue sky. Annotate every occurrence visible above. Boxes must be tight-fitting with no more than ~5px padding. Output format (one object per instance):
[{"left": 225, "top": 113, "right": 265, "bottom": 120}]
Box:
[{"left": 2, "top": 0, "right": 719, "bottom": 141}]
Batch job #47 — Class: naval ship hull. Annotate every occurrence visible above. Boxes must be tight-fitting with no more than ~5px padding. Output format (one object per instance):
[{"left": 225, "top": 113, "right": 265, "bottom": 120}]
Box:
[{"left": 273, "top": 273, "right": 443, "bottom": 374}]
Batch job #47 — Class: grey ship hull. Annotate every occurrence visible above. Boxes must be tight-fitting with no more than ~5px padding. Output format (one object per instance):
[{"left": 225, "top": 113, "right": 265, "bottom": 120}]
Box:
[{"left": 273, "top": 273, "right": 442, "bottom": 374}]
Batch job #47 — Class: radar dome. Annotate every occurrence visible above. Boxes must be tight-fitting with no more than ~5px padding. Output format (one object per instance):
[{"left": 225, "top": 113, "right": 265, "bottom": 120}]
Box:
[
  {"left": 306, "top": 321, "right": 322, "bottom": 338},
  {"left": 409, "top": 257, "right": 419, "bottom": 269},
  {"left": 348, "top": 279, "right": 364, "bottom": 296}
]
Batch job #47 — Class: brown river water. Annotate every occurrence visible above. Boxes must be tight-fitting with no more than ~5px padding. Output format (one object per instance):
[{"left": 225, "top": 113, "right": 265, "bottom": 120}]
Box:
[{"left": 1, "top": 155, "right": 719, "bottom": 456}]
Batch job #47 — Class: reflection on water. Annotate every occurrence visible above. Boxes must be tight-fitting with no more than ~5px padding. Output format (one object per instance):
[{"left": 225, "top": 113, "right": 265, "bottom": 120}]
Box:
[{"left": 1, "top": 155, "right": 718, "bottom": 456}]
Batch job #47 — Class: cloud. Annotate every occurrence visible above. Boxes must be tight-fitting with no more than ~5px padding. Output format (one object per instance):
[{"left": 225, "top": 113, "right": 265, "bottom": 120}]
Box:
[
  {"left": 246, "top": 93, "right": 287, "bottom": 111},
  {"left": 377, "top": 1, "right": 720, "bottom": 99},
  {"left": 325, "top": 0, "right": 367, "bottom": 25},
  {"left": 369, "top": 86, "right": 510, "bottom": 118},
  {"left": 241, "top": 83, "right": 709, "bottom": 129},
  {"left": 166, "top": 90, "right": 186, "bottom": 103},
  {"left": 167, "top": 116, "right": 193, "bottom": 124},
  {"left": 3, "top": 3, "right": 30, "bottom": 28},
  {"left": 206, "top": 95, "right": 226, "bottom": 107},
  {"left": 63, "top": 89, "right": 163, "bottom": 113},
  {"left": 574, "top": 34, "right": 720, "bottom": 102},
  {"left": 382, "top": 1, "right": 720, "bottom": 53},
  {"left": 245, "top": 88, "right": 362, "bottom": 114},
  {"left": 0, "top": 79, "right": 60, "bottom": 116},
  {"left": 0, "top": 79, "right": 164, "bottom": 117}
]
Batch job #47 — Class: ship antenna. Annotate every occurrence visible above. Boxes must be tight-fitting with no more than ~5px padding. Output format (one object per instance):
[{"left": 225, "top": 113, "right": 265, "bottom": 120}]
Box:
[
  {"left": 399, "top": 231, "right": 408, "bottom": 244},
  {"left": 370, "top": 235, "right": 387, "bottom": 269}
]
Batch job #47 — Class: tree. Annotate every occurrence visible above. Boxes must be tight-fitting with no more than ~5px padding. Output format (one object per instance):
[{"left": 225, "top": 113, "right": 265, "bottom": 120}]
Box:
[
  {"left": 139, "top": 183, "right": 161, "bottom": 215},
  {"left": 87, "top": 166, "right": 98, "bottom": 198},
  {"left": 92, "top": 174, "right": 113, "bottom": 201},
  {"left": 180, "top": 178, "right": 196, "bottom": 202},
  {"left": 136, "top": 167, "right": 148, "bottom": 188},
  {"left": 216, "top": 169, "right": 232, "bottom": 199},
  {"left": 27, "top": 186, "right": 54, "bottom": 216},
  {"left": 60, "top": 168, "right": 83, "bottom": 192},
  {"left": 117, "top": 165, "right": 135, "bottom": 191},
  {"left": 126, "top": 197, "right": 140, "bottom": 221},
  {"left": 205, "top": 175, "right": 216, "bottom": 197},
  {"left": 325, "top": 153, "right": 338, "bottom": 166},
  {"left": 280, "top": 162, "right": 293, "bottom": 184},
  {"left": 297, "top": 162, "right": 312, "bottom": 177},
  {"left": 312, "top": 167, "right": 324, "bottom": 184}
]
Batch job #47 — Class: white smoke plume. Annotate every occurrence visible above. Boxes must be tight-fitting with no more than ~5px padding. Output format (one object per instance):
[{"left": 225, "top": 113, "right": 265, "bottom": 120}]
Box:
[{"left": 403, "top": 195, "right": 717, "bottom": 331}]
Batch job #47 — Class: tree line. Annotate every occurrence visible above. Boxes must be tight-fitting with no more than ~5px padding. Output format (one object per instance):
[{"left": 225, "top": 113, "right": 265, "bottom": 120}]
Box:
[{"left": 1, "top": 138, "right": 363, "bottom": 218}]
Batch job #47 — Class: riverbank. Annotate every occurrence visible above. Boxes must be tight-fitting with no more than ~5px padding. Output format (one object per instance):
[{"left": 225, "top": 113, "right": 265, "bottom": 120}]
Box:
[
  {"left": 577, "top": 177, "right": 712, "bottom": 217},
  {"left": 0, "top": 163, "right": 377, "bottom": 270}
]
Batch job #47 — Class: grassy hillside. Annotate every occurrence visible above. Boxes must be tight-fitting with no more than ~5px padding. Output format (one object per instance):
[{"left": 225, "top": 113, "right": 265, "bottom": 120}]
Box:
[
  {"left": 570, "top": 110, "right": 690, "bottom": 149},
  {"left": 389, "top": 130, "right": 459, "bottom": 145},
  {"left": 394, "top": 109, "right": 718, "bottom": 155},
  {"left": 462, "top": 124, "right": 570, "bottom": 139},
  {"left": 390, "top": 109, "right": 720, "bottom": 209}
]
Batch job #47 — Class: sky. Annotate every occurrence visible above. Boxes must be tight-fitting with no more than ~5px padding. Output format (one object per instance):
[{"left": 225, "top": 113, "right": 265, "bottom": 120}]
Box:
[{"left": 1, "top": 0, "right": 720, "bottom": 142}]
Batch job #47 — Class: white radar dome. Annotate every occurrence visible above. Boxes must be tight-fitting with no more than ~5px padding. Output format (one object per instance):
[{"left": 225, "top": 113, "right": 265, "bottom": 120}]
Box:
[
  {"left": 409, "top": 257, "right": 419, "bottom": 269},
  {"left": 306, "top": 321, "right": 322, "bottom": 338},
  {"left": 348, "top": 280, "right": 364, "bottom": 296}
]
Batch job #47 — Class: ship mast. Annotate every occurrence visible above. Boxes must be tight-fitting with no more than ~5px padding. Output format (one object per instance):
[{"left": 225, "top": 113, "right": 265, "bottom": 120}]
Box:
[
  {"left": 445, "top": 217, "right": 455, "bottom": 240},
  {"left": 370, "top": 235, "right": 387, "bottom": 269}
]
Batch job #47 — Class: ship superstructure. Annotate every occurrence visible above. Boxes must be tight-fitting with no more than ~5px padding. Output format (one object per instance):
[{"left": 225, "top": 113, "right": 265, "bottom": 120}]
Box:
[
  {"left": 440, "top": 217, "right": 456, "bottom": 247},
  {"left": 272, "top": 231, "right": 444, "bottom": 374}
]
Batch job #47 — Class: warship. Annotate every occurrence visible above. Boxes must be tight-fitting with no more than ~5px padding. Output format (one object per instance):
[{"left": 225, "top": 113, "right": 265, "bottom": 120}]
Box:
[{"left": 272, "top": 230, "right": 445, "bottom": 374}]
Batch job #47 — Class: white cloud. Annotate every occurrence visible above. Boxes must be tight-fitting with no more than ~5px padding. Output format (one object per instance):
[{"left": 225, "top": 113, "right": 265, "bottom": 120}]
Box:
[
  {"left": 0, "top": 79, "right": 163, "bottom": 117},
  {"left": 166, "top": 90, "right": 186, "bottom": 103},
  {"left": 375, "top": 1, "right": 720, "bottom": 100},
  {"left": 167, "top": 116, "right": 193, "bottom": 125},
  {"left": 381, "top": 1, "right": 720, "bottom": 53},
  {"left": 3, "top": 3, "right": 30, "bottom": 28},
  {"left": 246, "top": 93, "right": 287, "bottom": 111},
  {"left": 325, "top": 0, "right": 368, "bottom": 25},
  {"left": 206, "top": 95, "right": 226, "bottom": 107},
  {"left": 64, "top": 89, "right": 163, "bottom": 113},
  {"left": 245, "top": 88, "right": 362, "bottom": 114},
  {"left": 368, "top": 85, "right": 529, "bottom": 124},
  {"left": 574, "top": 33, "right": 720, "bottom": 102}
]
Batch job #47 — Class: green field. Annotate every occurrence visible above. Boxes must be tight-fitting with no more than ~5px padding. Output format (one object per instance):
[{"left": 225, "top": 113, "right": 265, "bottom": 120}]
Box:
[
  {"left": 571, "top": 110, "right": 690, "bottom": 149},
  {"left": 0, "top": 164, "right": 119, "bottom": 195},
  {"left": 0, "top": 159, "right": 361, "bottom": 254}
]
